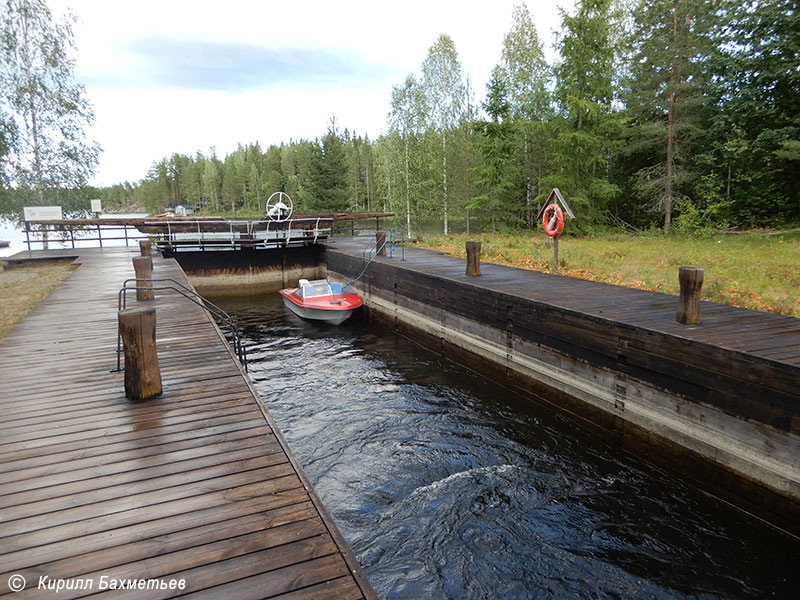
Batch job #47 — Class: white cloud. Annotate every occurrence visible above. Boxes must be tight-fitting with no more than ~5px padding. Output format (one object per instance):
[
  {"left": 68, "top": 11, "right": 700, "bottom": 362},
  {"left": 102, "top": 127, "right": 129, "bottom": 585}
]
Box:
[
  {"left": 88, "top": 86, "right": 393, "bottom": 183},
  {"left": 47, "top": 0, "right": 572, "bottom": 186}
]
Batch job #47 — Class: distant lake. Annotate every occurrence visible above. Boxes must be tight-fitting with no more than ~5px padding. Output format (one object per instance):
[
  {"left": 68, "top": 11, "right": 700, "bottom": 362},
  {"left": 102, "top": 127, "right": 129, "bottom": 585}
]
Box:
[{"left": 0, "top": 214, "right": 148, "bottom": 258}]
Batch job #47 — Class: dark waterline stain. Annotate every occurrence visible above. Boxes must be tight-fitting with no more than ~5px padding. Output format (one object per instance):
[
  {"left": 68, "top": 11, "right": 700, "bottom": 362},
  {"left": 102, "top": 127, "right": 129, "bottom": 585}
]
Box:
[{"left": 212, "top": 294, "right": 799, "bottom": 600}]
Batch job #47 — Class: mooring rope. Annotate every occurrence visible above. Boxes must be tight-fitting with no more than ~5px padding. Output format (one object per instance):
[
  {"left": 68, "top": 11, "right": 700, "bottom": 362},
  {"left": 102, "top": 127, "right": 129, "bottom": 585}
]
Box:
[{"left": 343, "top": 228, "right": 394, "bottom": 289}]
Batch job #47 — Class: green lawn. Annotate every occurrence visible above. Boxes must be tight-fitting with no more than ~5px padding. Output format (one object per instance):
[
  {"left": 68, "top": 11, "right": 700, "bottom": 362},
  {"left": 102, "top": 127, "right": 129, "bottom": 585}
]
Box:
[{"left": 415, "top": 231, "right": 800, "bottom": 317}]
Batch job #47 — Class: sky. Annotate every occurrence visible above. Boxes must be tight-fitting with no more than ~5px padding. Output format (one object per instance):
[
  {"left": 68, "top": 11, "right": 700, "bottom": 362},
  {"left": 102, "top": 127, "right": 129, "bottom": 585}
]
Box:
[{"left": 48, "top": 0, "right": 574, "bottom": 187}]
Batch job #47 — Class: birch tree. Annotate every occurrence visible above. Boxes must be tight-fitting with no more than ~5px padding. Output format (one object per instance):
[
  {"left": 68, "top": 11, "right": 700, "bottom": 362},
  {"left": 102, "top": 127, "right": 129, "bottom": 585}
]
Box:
[
  {"left": 497, "top": 3, "right": 551, "bottom": 225},
  {"left": 389, "top": 74, "right": 425, "bottom": 237},
  {"left": 709, "top": 0, "right": 799, "bottom": 224},
  {"left": 1, "top": 0, "right": 100, "bottom": 201},
  {"left": 421, "top": 34, "right": 465, "bottom": 235}
]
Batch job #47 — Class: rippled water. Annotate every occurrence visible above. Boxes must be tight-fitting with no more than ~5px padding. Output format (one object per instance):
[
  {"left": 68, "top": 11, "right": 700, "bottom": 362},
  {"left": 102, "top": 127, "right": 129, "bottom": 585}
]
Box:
[{"left": 213, "top": 294, "right": 798, "bottom": 599}]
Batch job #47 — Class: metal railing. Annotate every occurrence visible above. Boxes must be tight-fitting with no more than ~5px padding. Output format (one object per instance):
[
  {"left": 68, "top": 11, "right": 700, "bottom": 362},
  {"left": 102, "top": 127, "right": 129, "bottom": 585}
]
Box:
[
  {"left": 343, "top": 228, "right": 405, "bottom": 289},
  {"left": 22, "top": 217, "right": 334, "bottom": 253},
  {"left": 358, "top": 228, "right": 404, "bottom": 262},
  {"left": 116, "top": 278, "right": 248, "bottom": 372},
  {"left": 22, "top": 216, "right": 396, "bottom": 253},
  {"left": 149, "top": 218, "right": 333, "bottom": 252},
  {"left": 24, "top": 222, "right": 147, "bottom": 251}
]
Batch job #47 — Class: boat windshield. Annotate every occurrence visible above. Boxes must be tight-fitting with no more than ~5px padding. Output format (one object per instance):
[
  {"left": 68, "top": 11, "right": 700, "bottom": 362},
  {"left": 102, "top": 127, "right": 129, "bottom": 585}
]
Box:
[{"left": 300, "top": 281, "right": 338, "bottom": 299}]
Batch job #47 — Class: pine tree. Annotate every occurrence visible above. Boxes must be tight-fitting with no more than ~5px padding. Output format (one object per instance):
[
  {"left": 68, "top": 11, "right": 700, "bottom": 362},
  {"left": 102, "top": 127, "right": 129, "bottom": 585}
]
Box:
[
  {"left": 623, "top": 0, "right": 717, "bottom": 231},
  {"left": 471, "top": 68, "right": 520, "bottom": 231},
  {"left": 547, "top": 0, "right": 621, "bottom": 223},
  {"left": 306, "top": 118, "right": 349, "bottom": 212},
  {"left": 202, "top": 148, "right": 222, "bottom": 211}
]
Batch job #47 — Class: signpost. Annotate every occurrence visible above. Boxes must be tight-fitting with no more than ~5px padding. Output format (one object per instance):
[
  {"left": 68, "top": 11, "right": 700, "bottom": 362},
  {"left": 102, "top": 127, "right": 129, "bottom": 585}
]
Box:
[
  {"left": 23, "top": 206, "right": 63, "bottom": 221},
  {"left": 23, "top": 206, "right": 63, "bottom": 251}
]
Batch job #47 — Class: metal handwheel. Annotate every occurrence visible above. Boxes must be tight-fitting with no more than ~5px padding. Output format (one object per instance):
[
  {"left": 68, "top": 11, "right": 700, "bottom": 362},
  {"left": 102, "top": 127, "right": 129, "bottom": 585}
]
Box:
[{"left": 266, "top": 191, "right": 293, "bottom": 222}]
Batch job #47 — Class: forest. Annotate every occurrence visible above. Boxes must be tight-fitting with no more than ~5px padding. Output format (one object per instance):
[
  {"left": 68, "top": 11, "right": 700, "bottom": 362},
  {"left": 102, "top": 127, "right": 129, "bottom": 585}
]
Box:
[{"left": 2, "top": 0, "right": 799, "bottom": 236}]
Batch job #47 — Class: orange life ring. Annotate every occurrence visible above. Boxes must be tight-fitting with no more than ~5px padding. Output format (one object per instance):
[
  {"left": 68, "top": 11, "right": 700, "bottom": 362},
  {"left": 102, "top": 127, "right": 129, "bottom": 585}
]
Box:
[{"left": 543, "top": 204, "right": 564, "bottom": 238}]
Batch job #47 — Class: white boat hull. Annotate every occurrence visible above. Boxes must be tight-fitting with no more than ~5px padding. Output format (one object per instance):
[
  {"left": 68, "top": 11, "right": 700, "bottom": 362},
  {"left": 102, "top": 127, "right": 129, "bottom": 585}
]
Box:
[{"left": 281, "top": 295, "right": 356, "bottom": 325}]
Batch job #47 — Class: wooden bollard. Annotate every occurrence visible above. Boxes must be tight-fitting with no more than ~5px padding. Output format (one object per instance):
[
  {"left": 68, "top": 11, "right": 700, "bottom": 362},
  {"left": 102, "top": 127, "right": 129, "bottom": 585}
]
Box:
[
  {"left": 677, "top": 267, "right": 704, "bottom": 324},
  {"left": 466, "top": 241, "right": 481, "bottom": 276},
  {"left": 132, "top": 256, "right": 154, "bottom": 301},
  {"left": 376, "top": 231, "right": 387, "bottom": 256},
  {"left": 118, "top": 307, "right": 162, "bottom": 399},
  {"left": 139, "top": 239, "right": 153, "bottom": 270}
]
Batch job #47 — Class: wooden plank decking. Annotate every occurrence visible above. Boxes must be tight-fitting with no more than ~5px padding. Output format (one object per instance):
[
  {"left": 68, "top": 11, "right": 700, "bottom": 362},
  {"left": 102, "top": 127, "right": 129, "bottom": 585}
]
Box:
[
  {"left": 0, "top": 248, "right": 374, "bottom": 599},
  {"left": 328, "top": 237, "right": 800, "bottom": 366}
]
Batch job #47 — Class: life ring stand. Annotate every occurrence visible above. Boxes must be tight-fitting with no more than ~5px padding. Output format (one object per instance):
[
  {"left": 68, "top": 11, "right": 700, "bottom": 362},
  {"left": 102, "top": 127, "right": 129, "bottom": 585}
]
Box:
[{"left": 542, "top": 203, "right": 564, "bottom": 238}]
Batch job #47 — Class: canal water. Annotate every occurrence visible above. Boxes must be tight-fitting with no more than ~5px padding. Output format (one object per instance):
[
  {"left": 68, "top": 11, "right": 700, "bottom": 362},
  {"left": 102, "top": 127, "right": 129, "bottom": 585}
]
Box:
[{"left": 212, "top": 294, "right": 798, "bottom": 600}]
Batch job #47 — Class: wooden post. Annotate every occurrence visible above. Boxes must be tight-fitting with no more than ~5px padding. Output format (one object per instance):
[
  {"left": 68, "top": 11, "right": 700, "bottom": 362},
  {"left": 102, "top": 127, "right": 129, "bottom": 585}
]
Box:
[
  {"left": 376, "top": 231, "right": 387, "bottom": 256},
  {"left": 553, "top": 237, "right": 559, "bottom": 273},
  {"left": 677, "top": 267, "right": 704, "bottom": 324},
  {"left": 118, "top": 307, "right": 162, "bottom": 400},
  {"left": 139, "top": 239, "right": 153, "bottom": 270},
  {"left": 132, "top": 256, "right": 154, "bottom": 301},
  {"left": 466, "top": 241, "right": 481, "bottom": 276}
]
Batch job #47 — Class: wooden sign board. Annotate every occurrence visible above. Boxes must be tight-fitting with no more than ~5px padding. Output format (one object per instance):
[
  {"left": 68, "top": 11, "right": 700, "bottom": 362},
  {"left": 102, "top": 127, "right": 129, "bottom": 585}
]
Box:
[{"left": 23, "top": 206, "right": 63, "bottom": 221}]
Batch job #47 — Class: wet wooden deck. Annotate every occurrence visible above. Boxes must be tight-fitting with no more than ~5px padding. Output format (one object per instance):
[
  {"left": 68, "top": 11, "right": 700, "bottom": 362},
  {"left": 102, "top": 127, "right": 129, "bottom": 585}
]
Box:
[{"left": 0, "top": 248, "right": 374, "bottom": 599}]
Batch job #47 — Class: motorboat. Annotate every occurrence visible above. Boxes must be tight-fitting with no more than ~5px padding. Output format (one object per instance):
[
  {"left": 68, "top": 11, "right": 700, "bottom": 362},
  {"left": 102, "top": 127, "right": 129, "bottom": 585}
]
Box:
[{"left": 279, "top": 279, "right": 362, "bottom": 325}]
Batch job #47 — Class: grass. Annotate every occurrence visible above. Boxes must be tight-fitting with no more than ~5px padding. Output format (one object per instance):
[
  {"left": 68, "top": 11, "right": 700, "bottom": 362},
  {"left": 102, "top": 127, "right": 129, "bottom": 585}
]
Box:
[
  {"left": 0, "top": 261, "right": 76, "bottom": 340},
  {"left": 414, "top": 230, "right": 800, "bottom": 317}
]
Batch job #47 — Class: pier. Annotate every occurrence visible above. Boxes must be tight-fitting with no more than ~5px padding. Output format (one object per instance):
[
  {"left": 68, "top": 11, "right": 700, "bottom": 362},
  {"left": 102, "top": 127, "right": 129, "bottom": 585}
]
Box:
[
  {"left": 0, "top": 247, "right": 375, "bottom": 599},
  {"left": 325, "top": 237, "right": 800, "bottom": 535}
]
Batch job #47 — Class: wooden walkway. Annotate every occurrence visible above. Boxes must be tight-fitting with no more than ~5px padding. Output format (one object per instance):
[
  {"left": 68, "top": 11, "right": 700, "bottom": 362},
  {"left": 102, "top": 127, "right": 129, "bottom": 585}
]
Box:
[{"left": 0, "top": 248, "right": 374, "bottom": 599}]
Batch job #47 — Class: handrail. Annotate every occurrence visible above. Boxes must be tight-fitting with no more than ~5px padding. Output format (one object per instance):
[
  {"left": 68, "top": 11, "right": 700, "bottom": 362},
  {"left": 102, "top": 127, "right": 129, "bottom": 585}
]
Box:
[
  {"left": 146, "top": 217, "right": 333, "bottom": 251},
  {"left": 23, "top": 221, "right": 147, "bottom": 251},
  {"left": 115, "top": 278, "right": 248, "bottom": 372},
  {"left": 348, "top": 228, "right": 395, "bottom": 289},
  {"left": 141, "top": 217, "right": 334, "bottom": 227}
]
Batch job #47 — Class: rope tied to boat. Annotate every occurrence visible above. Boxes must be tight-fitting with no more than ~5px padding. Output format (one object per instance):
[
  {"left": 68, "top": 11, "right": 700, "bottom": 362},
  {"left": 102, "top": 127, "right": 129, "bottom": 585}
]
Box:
[{"left": 343, "top": 228, "right": 394, "bottom": 290}]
